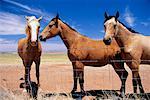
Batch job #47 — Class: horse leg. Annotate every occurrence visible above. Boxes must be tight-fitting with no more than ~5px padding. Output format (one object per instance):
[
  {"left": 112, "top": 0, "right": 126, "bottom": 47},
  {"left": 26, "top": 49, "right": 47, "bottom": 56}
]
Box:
[
  {"left": 23, "top": 60, "right": 33, "bottom": 93},
  {"left": 112, "top": 53, "right": 128, "bottom": 97},
  {"left": 126, "top": 50, "right": 144, "bottom": 94},
  {"left": 112, "top": 62, "right": 128, "bottom": 97},
  {"left": 132, "top": 69, "right": 139, "bottom": 93},
  {"left": 25, "top": 67, "right": 31, "bottom": 90},
  {"left": 34, "top": 58, "right": 40, "bottom": 87},
  {"left": 71, "top": 62, "right": 78, "bottom": 93},
  {"left": 137, "top": 73, "right": 144, "bottom": 93},
  {"left": 128, "top": 61, "right": 142, "bottom": 93},
  {"left": 79, "top": 69, "right": 85, "bottom": 95},
  {"left": 75, "top": 61, "right": 85, "bottom": 95},
  {"left": 131, "top": 68, "right": 144, "bottom": 93}
]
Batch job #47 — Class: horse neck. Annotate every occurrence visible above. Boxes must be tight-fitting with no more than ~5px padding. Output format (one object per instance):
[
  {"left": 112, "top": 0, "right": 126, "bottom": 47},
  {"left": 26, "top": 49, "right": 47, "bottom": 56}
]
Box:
[
  {"left": 115, "top": 22, "right": 133, "bottom": 47},
  {"left": 59, "top": 21, "right": 81, "bottom": 49}
]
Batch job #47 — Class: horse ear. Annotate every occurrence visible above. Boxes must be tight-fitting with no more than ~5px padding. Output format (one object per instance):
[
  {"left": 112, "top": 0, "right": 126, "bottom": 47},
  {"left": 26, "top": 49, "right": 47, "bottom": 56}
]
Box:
[
  {"left": 104, "top": 12, "right": 108, "bottom": 19},
  {"left": 116, "top": 11, "right": 119, "bottom": 19},
  {"left": 38, "top": 16, "right": 42, "bottom": 21},
  {"left": 25, "top": 16, "right": 29, "bottom": 21},
  {"left": 56, "top": 13, "right": 59, "bottom": 19},
  {"left": 55, "top": 13, "right": 59, "bottom": 28}
]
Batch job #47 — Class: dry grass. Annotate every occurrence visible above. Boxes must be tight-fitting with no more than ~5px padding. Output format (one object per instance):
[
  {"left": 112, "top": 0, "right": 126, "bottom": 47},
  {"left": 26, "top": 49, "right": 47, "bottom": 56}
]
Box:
[{"left": 1, "top": 86, "right": 149, "bottom": 100}]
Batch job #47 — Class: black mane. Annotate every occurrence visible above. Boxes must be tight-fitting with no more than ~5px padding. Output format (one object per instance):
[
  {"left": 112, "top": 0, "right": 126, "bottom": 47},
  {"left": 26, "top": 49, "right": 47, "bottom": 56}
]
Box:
[
  {"left": 104, "top": 16, "right": 116, "bottom": 23},
  {"left": 104, "top": 16, "right": 139, "bottom": 33},
  {"left": 51, "top": 18, "right": 77, "bottom": 32},
  {"left": 119, "top": 21, "right": 138, "bottom": 33}
]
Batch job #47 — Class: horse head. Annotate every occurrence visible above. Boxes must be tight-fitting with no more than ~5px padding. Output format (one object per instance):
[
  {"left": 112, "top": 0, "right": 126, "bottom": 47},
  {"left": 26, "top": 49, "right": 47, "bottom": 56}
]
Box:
[
  {"left": 26, "top": 16, "right": 42, "bottom": 46},
  {"left": 103, "top": 11, "right": 119, "bottom": 45},
  {"left": 39, "top": 14, "right": 61, "bottom": 41}
]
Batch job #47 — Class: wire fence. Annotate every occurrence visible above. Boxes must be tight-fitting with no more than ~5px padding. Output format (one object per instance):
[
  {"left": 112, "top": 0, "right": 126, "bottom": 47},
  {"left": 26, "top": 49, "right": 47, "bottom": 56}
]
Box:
[{"left": 0, "top": 53, "right": 150, "bottom": 99}]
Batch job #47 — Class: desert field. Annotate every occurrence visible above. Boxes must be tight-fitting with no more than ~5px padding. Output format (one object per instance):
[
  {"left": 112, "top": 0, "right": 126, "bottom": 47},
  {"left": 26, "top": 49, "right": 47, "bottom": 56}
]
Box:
[{"left": 0, "top": 53, "right": 150, "bottom": 99}]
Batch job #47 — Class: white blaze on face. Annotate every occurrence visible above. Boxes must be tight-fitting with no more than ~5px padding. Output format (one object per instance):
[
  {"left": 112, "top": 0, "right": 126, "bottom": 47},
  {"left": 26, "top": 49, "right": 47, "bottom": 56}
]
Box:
[
  {"left": 30, "top": 21, "right": 40, "bottom": 42},
  {"left": 26, "top": 16, "right": 42, "bottom": 43},
  {"left": 104, "top": 17, "right": 117, "bottom": 37}
]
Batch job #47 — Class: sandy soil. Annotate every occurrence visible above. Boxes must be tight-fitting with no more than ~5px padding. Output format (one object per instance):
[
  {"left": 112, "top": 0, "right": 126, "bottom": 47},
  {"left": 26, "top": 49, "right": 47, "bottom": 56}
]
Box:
[{"left": 0, "top": 53, "right": 150, "bottom": 99}]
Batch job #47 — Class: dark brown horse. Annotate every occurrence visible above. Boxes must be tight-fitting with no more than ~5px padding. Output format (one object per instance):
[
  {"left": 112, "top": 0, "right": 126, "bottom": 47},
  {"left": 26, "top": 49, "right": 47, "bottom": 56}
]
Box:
[
  {"left": 39, "top": 14, "right": 128, "bottom": 95},
  {"left": 18, "top": 16, "right": 42, "bottom": 95},
  {"left": 103, "top": 12, "right": 150, "bottom": 94}
]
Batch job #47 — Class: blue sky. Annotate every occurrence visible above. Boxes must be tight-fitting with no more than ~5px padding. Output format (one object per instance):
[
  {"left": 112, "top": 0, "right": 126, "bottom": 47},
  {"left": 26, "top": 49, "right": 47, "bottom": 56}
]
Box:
[{"left": 0, "top": 0, "right": 150, "bottom": 52}]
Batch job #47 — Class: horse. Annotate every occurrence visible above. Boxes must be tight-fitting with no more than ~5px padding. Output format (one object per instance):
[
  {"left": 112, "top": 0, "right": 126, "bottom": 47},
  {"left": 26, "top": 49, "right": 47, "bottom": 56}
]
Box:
[
  {"left": 39, "top": 14, "right": 128, "bottom": 96},
  {"left": 18, "top": 16, "right": 42, "bottom": 96},
  {"left": 103, "top": 11, "right": 150, "bottom": 94}
]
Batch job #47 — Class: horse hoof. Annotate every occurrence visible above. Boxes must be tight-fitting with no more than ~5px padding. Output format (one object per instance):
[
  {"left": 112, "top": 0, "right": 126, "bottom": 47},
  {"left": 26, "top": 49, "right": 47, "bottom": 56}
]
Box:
[
  {"left": 71, "top": 90, "right": 76, "bottom": 94},
  {"left": 119, "top": 91, "right": 125, "bottom": 98},
  {"left": 81, "top": 90, "right": 86, "bottom": 96},
  {"left": 119, "top": 93, "right": 125, "bottom": 98}
]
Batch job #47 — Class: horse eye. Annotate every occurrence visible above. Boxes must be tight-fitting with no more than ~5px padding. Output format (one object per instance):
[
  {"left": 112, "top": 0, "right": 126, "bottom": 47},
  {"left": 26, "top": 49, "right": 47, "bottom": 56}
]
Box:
[
  {"left": 49, "top": 25, "right": 53, "bottom": 28},
  {"left": 114, "top": 25, "right": 117, "bottom": 28},
  {"left": 104, "top": 25, "right": 106, "bottom": 29},
  {"left": 28, "top": 26, "right": 30, "bottom": 29}
]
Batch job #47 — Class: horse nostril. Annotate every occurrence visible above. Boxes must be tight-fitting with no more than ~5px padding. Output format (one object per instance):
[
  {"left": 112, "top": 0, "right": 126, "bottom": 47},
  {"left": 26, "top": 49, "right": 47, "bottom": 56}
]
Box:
[
  {"left": 39, "top": 35, "right": 42, "bottom": 39},
  {"left": 39, "top": 35, "right": 46, "bottom": 42},
  {"left": 103, "top": 38, "right": 111, "bottom": 45},
  {"left": 39, "top": 35, "right": 43, "bottom": 40},
  {"left": 103, "top": 39, "right": 107, "bottom": 43}
]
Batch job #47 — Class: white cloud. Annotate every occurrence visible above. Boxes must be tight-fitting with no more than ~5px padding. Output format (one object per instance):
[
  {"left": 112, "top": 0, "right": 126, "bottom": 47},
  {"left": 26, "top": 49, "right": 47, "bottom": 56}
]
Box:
[
  {"left": 124, "top": 7, "right": 135, "bottom": 27},
  {"left": 0, "top": 38, "right": 17, "bottom": 52},
  {"left": 0, "top": 0, "right": 54, "bottom": 35},
  {"left": 0, "top": 38, "right": 16, "bottom": 44},
  {"left": 0, "top": 12, "right": 25, "bottom": 35},
  {"left": 0, "top": 42, "right": 66, "bottom": 52},
  {"left": 100, "top": 30, "right": 104, "bottom": 33},
  {"left": 0, "top": 43, "right": 17, "bottom": 52},
  {"left": 3, "top": 0, "right": 31, "bottom": 10},
  {"left": 2, "top": 0, "right": 53, "bottom": 21}
]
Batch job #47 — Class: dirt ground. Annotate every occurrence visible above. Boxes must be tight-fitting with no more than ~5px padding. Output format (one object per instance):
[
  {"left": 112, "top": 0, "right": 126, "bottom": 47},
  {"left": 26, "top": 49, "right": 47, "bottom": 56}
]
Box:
[{"left": 0, "top": 53, "right": 150, "bottom": 99}]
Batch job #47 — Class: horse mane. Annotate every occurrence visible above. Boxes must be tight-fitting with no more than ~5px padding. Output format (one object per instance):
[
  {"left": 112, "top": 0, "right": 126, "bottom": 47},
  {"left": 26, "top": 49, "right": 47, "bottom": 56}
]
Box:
[
  {"left": 25, "top": 25, "right": 31, "bottom": 39},
  {"left": 104, "top": 16, "right": 139, "bottom": 33},
  {"left": 118, "top": 21, "right": 139, "bottom": 33},
  {"left": 25, "top": 26, "right": 29, "bottom": 33},
  {"left": 51, "top": 18, "right": 77, "bottom": 32},
  {"left": 51, "top": 17, "right": 93, "bottom": 39}
]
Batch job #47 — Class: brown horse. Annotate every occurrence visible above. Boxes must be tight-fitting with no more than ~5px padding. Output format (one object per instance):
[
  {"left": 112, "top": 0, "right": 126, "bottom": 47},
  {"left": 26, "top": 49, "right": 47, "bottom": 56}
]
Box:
[
  {"left": 103, "top": 12, "right": 150, "bottom": 94},
  {"left": 18, "top": 16, "right": 42, "bottom": 93},
  {"left": 39, "top": 14, "right": 128, "bottom": 95}
]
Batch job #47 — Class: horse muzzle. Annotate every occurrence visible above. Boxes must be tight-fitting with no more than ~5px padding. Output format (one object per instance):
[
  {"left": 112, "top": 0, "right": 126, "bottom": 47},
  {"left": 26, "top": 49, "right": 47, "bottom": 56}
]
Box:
[
  {"left": 29, "top": 40, "right": 38, "bottom": 47},
  {"left": 39, "top": 35, "right": 46, "bottom": 42},
  {"left": 103, "top": 37, "right": 112, "bottom": 45}
]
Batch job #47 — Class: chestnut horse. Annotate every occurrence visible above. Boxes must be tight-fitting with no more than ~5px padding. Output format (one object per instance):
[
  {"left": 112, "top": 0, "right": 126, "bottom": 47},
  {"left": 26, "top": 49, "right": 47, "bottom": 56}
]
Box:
[
  {"left": 39, "top": 14, "right": 128, "bottom": 95},
  {"left": 103, "top": 12, "right": 150, "bottom": 94},
  {"left": 18, "top": 16, "right": 42, "bottom": 93}
]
